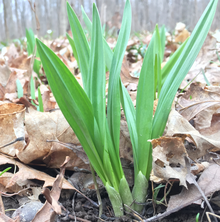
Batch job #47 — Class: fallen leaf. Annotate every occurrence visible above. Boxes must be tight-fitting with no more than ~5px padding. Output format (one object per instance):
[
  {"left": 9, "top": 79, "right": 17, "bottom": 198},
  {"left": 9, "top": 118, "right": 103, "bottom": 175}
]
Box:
[
  {"left": 0, "top": 155, "right": 74, "bottom": 194},
  {"left": 166, "top": 109, "right": 220, "bottom": 160},
  {"left": 0, "top": 103, "right": 26, "bottom": 157},
  {"left": 151, "top": 137, "right": 188, "bottom": 187},
  {"left": 32, "top": 157, "right": 71, "bottom": 222}
]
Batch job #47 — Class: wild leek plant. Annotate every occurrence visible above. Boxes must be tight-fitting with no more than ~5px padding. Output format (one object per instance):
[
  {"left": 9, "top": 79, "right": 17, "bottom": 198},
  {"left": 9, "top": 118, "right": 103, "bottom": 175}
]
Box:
[
  {"left": 81, "top": 0, "right": 218, "bottom": 212},
  {"left": 36, "top": 0, "right": 218, "bottom": 216}
]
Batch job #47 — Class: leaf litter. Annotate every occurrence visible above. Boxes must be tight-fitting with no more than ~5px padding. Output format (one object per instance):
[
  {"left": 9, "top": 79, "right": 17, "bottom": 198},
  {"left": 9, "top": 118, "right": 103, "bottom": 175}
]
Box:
[{"left": 0, "top": 22, "right": 220, "bottom": 222}]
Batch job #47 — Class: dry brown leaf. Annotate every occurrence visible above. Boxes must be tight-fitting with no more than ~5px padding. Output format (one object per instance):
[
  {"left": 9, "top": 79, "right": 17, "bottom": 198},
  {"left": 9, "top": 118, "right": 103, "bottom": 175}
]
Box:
[
  {"left": 0, "top": 103, "right": 26, "bottom": 157},
  {"left": 0, "top": 155, "right": 74, "bottom": 194},
  {"left": 10, "top": 53, "right": 30, "bottom": 70},
  {"left": 17, "top": 108, "right": 89, "bottom": 170},
  {"left": 180, "top": 34, "right": 218, "bottom": 88},
  {"left": 177, "top": 83, "right": 220, "bottom": 121},
  {"left": 167, "top": 164, "right": 220, "bottom": 214},
  {"left": 0, "top": 212, "right": 19, "bottom": 222},
  {"left": 42, "top": 91, "right": 56, "bottom": 111},
  {"left": 166, "top": 109, "right": 220, "bottom": 160},
  {"left": 175, "top": 29, "right": 190, "bottom": 43},
  {"left": 121, "top": 57, "right": 139, "bottom": 85},
  {"left": 32, "top": 157, "right": 71, "bottom": 222},
  {"left": 0, "top": 65, "right": 11, "bottom": 87},
  {"left": 43, "top": 141, "right": 90, "bottom": 170},
  {"left": 151, "top": 137, "right": 188, "bottom": 187},
  {"left": 4, "top": 44, "right": 19, "bottom": 64}
]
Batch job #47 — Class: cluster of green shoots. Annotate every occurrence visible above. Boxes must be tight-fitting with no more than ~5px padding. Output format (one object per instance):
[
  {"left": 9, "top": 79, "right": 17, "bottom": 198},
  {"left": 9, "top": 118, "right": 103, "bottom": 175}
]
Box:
[
  {"left": 16, "top": 28, "right": 43, "bottom": 112},
  {"left": 36, "top": 0, "right": 217, "bottom": 217}
]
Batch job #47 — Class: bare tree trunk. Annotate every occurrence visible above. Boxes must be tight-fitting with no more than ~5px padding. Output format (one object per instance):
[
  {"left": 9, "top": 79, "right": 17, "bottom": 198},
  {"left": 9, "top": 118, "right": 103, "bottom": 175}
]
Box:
[
  {"left": 59, "top": 0, "right": 67, "bottom": 36},
  {"left": 14, "top": 0, "right": 22, "bottom": 38},
  {"left": 3, "top": 0, "right": 8, "bottom": 40}
]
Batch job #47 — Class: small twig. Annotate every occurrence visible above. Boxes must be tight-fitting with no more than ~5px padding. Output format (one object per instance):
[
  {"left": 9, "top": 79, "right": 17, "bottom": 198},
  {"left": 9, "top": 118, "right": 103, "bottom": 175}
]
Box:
[
  {"left": 0, "top": 137, "right": 24, "bottom": 149},
  {"left": 27, "top": 0, "right": 40, "bottom": 34},
  {"left": 206, "top": 212, "right": 220, "bottom": 222}
]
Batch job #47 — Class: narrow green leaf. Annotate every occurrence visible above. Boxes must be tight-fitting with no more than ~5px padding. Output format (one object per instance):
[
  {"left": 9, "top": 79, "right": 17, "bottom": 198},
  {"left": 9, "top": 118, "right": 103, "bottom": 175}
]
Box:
[
  {"left": 67, "top": 2, "right": 90, "bottom": 90},
  {"left": 107, "top": 0, "right": 131, "bottom": 150},
  {"left": 120, "top": 82, "right": 138, "bottom": 176},
  {"left": 161, "top": 38, "right": 188, "bottom": 85},
  {"left": 30, "top": 75, "right": 36, "bottom": 100},
  {"left": 160, "top": 25, "right": 166, "bottom": 62},
  {"left": 81, "top": 5, "right": 113, "bottom": 70},
  {"left": 132, "top": 171, "right": 148, "bottom": 212},
  {"left": 136, "top": 32, "right": 155, "bottom": 177},
  {"left": 36, "top": 39, "right": 107, "bottom": 184},
  {"left": 26, "top": 28, "right": 35, "bottom": 55},
  {"left": 153, "top": 0, "right": 218, "bottom": 139},
  {"left": 81, "top": 6, "right": 92, "bottom": 36},
  {"left": 89, "top": 4, "right": 105, "bottom": 133},
  {"left": 38, "top": 87, "right": 44, "bottom": 112},
  {"left": 119, "top": 176, "right": 134, "bottom": 210},
  {"left": 66, "top": 33, "right": 79, "bottom": 67},
  {"left": 105, "top": 182, "right": 123, "bottom": 217},
  {"left": 0, "top": 167, "right": 12, "bottom": 176}
]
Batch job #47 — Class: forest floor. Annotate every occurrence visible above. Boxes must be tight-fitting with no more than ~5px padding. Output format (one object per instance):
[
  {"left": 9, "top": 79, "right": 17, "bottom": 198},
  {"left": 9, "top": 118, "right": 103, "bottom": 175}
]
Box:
[{"left": 0, "top": 23, "right": 220, "bottom": 222}]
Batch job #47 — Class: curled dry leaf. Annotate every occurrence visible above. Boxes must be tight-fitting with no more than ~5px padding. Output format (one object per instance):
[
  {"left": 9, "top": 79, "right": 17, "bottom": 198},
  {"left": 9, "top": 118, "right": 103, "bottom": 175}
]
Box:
[
  {"left": 177, "top": 83, "right": 220, "bottom": 121},
  {"left": 166, "top": 109, "right": 220, "bottom": 160},
  {"left": 0, "top": 155, "right": 74, "bottom": 195},
  {"left": 32, "top": 157, "right": 71, "bottom": 222},
  {"left": 151, "top": 136, "right": 188, "bottom": 187}
]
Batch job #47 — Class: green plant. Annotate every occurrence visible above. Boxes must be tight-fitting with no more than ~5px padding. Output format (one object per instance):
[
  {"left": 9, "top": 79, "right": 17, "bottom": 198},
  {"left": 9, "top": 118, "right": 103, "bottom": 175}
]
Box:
[
  {"left": 26, "top": 28, "right": 41, "bottom": 76},
  {"left": 196, "top": 213, "right": 200, "bottom": 222},
  {"left": 36, "top": 0, "right": 218, "bottom": 217},
  {"left": 0, "top": 167, "right": 11, "bottom": 176}
]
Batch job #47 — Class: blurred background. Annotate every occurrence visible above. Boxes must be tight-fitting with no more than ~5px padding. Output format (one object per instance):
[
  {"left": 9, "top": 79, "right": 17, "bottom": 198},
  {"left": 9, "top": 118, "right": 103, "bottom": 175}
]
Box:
[{"left": 0, "top": 0, "right": 220, "bottom": 41}]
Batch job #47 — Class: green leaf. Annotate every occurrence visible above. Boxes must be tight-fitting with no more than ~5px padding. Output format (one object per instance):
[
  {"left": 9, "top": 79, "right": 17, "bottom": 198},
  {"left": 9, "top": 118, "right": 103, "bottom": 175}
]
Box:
[
  {"left": 0, "top": 167, "right": 12, "bottom": 176},
  {"left": 81, "top": 6, "right": 92, "bottom": 36},
  {"left": 36, "top": 39, "right": 108, "bottom": 184},
  {"left": 120, "top": 82, "right": 138, "bottom": 176},
  {"left": 119, "top": 176, "right": 134, "bottom": 211},
  {"left": 30, "top": 75, "right": 36, "bottom": 100},
  {"left": 136, "top": 31, "right": 155, "bottom": 177},
  {"left": 33, "top": 59, "right": 41, "bottom": 76},
  {"left": 81, "top": 5, "right": 113, "bottom": 70},
  {"left": 38, "top": 87, "right": 44, "bottom": 112},
  {"left": 88, "top": 4, "right": 106, "bottom": 160},
  {"left": 161, "top": 38, "right": 188, "bottom": 85},
  {"left": 159, "top": 25, "right": 166, "bottom": 62},
  {"left": 105, "top": 182, "right": 123, "bottom": 217},
  {"left": 26, "top": 28, "right": 35, "bottom": 55},
  {"left": 153, "top": 0, "right": 218, "bottom": 139},
  {"left": 132, "top": 171, "right": 148, "bottom": 212},
  {"left": 107, "top": 0, "right": 131, "bottom": 150},
  {"left": 67, "top": 2, "right": 90, "bottom": 91},
  {"left": 66, "top": 33, "right": 79, "bottom": 67}
]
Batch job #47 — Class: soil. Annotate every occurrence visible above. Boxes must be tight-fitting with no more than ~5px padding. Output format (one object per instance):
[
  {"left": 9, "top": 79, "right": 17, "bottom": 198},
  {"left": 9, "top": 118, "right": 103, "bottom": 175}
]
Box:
[{"left": 2, "top": 172, "right": 219, "bottom": 222}]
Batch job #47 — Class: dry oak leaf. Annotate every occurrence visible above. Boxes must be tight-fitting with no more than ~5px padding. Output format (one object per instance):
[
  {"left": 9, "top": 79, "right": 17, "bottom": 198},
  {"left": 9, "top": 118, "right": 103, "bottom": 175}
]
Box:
[
  {"left": 32, "top": 157, "right": 71, "bottom": 222},
  {"left": 177, "top": 83, "right": 220, "bottom": 121},
  {"left": 151, "top": 136, "right": 188, "bottom": 187},
  {"left": 0, "top": 155, "right": 74, "bottom": 194},
  {"left": 166, "top": 164, "right": 220, "bottom": 215},
  {"left": 17, "top": 108, "right": 89, "bottom": 170},
  {"left": 166, "top": 109, "right": 220, "bottom": 160},
  {"left": 0, "top": 103, "right": 26, "bottom": 157}
]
